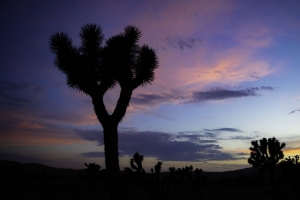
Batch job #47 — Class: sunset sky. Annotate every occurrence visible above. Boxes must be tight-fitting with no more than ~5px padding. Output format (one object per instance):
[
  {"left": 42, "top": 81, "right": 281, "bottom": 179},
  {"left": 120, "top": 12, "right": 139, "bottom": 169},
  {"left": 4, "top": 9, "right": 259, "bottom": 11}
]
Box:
[{"left": 1, "top": 0, "right": 300, "bottom": 172}]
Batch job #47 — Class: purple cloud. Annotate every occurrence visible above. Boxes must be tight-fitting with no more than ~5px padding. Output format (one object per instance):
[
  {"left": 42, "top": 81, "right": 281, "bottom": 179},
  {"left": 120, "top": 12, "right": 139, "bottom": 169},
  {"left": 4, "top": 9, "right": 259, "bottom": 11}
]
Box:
[
  {"left": 165, "top": 36, "right": 201, "bottom": 50},
  {"left": 190, "top": 86, "right": 275, "bottom": 102},
  {"left": 77, "top": 128, "right": 251, "bottom": 162}
]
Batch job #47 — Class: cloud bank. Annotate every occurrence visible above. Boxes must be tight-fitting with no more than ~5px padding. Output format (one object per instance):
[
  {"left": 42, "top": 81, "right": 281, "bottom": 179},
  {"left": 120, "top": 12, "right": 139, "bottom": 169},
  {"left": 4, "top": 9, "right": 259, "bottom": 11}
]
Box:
[{"left": 76, "top": 128, "right": 255, "bottom": 162}]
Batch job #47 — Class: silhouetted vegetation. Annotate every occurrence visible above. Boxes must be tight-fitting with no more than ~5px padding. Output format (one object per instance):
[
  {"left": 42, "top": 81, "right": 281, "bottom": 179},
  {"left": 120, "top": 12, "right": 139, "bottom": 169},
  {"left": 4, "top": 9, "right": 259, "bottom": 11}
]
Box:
[
  {"left": 49, "top": 24, "right": 158, "bottom": 199},
  {"left": 1, "top": 153, "right": 299, "bottom": 200},
  {"left": 248, "top": 137, "right": 288, "bottom": 197},
  {"left": 248, "top": 137, "right": 285, "bottom": 181},
  {"left": 279, "top": 155, "right": 300, "bottom": 183},
  {"left": 84, "top": 163, "right": 101, "bottom": 190}
]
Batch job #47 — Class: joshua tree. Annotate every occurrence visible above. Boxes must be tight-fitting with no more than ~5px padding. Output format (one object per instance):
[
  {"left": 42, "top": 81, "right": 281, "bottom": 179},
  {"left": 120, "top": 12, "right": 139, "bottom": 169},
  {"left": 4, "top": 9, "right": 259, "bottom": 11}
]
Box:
[
  {"left": 49, "top": 24, "right": 158, "bottom": 199},
  {"left": 130, "top": 152, "right": 146, "bottom": 173},
  {"left": 279, "top": 155, "right": 300, "bottom": 181},
  {"left": 154, "top": 161, "right": 163, "bottom": 199},
  {"left": 84, "top": 163, "right": 101, "bottom": 189},
  {"left": 248, "top": 137, "right": 286, "bottom": 183},
  {"left": 128, "top": 152, "right": 146, "bottom": 186}
]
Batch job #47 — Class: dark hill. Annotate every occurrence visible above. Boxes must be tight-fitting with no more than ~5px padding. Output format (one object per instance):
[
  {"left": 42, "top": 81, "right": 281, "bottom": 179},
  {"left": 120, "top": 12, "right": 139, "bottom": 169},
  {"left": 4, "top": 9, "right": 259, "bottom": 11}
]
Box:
[
  {"left": 0, "top": 160, "right": 85, "bottom": 178},
  {"left": 0, "top": 159, "right": 262, "bottom": 180}
]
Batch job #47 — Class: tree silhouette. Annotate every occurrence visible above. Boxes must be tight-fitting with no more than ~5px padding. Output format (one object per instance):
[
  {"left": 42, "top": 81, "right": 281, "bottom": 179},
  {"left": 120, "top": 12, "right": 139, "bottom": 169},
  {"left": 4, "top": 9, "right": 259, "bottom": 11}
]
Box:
[
  {"left": 279, "top": 155, "right": 300, "bottom": 182},
  {"left": 129, "top": 152, "right": 145, "bottom": 173},
  {"left": 248, "top": 137, "right": 285, "bottom": 184},
  {"left": 84, "top": 163, "right": 101, "bottom": 189},
  {"left": 49, "top": 24, "right": 158, "bottom": 199}
]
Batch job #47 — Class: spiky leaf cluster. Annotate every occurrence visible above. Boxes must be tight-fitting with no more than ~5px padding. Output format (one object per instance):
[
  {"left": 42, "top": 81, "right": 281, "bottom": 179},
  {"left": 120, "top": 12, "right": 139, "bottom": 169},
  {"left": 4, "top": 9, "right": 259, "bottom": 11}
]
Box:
[
  {"left": 248, "top": 137, "right": 285, "bottom": 172},
  {"left": 49, "top": 24, "right": 158, "bottom": 96}
]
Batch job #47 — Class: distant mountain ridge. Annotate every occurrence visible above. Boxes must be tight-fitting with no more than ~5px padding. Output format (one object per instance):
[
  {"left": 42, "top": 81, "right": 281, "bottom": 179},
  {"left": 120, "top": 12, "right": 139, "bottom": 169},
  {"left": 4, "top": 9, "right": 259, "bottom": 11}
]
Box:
[
  {"left": 0, "top": 160, "right": 86, "bottom": 178},
  {"left": 0, "top": 160, "right": 262, "bottom": 180}
]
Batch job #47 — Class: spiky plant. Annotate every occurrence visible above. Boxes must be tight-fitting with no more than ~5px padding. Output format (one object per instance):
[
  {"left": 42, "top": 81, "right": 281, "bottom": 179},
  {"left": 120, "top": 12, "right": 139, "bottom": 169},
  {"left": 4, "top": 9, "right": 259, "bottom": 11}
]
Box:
[
  {"left": 129, "top": 152, "right": 145, "bottom": 173},
  {"left": 279, "top": 155, "right": 300, "bottom": 182},
  {"left": 248, "top": 137, "right": 286, "bottom": 184},
  {"left": 154, "top": 161, "right": 163, "bottom": 179},
  {"left": 84, "top": 163, "right": 101, "bottom": 189},
  {"left": 50, "top": 24, "right": 158, "bottom": 199}
]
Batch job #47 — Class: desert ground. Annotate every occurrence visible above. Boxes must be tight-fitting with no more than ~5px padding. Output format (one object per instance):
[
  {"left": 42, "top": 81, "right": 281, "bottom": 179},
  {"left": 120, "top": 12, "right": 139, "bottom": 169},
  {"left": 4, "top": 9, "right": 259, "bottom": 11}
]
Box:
[{"left": 0, "top": 160, "right": 298, "bottom": 200}]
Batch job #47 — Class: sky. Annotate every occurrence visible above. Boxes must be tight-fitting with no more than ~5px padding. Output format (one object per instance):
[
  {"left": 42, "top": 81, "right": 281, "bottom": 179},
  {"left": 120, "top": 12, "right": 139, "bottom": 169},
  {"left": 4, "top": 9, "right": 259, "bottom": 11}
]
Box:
[{"left": 0, "top": 0, "right": 300, "bottom": 172}]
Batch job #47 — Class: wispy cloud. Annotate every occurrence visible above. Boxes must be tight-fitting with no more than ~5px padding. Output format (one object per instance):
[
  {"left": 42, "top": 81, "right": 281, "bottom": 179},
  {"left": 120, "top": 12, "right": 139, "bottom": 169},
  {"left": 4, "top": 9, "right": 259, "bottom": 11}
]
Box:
[
  {"left": 288, "top": 108, "right": 300, "bottom": 114},
  {"left": 77, "top": 128, "right": 256, "bottom": 162},
  {"left": 165, "top": 36, "right": 201, "bottom": 50},
  {"left": 260, "top": 86, "right": 274, "bottom": 90},
  {"left": 131, "top": 93, "right": 172, "bottom": 106},
  {"left": 130, "top": 86, "right": 275, "bottom": 110},
  {"left": 236, "top": 152, "right": 248, "bottom": 156},
  {"left": 0, "top": 81, "right": 43, "bottom": 107},
  {"left": 123, "top": 0, "right": 279, "bottom": 99},
  {"left": 192, "top": 87, "right": 258, "bottom": 101},
  {"left": 74, "top": 129, "right": 103, "bottom": 145},
  {"left": 205, "top": 128, "right": 243, "bottom": 133},
  {"left": 80, "top": 151, "right": 104, "bottom": 158},
  {"left": 229, "top": 136, "right": 256, "bottom": 140},
  {"left": 130, "top": 91, "right": 186, "bottom": 108},
  {"left": 0, "top": 112, "right": 86, "bottom": 146},
  {"left": 158, "top": 49, "right": 276, "bottom": 90},
  {"left": 190, "top": 86, "right": 275, "bottom": 102},
  {"left": 202, "top": 128, "right": 258, "bottom": 141}
]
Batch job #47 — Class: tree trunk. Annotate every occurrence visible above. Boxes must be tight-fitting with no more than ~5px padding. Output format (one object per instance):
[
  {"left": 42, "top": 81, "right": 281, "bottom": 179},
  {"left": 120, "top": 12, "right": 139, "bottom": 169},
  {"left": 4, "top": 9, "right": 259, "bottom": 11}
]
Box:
[
  {"left": 91, "top": 87, "right": 132, "bottom": 200},
  {"left": 103, "top": 119, "right": 120, "bottom": 200},
  {"left": 91, "top": 94, "right": 121, "bottom": 199}
]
